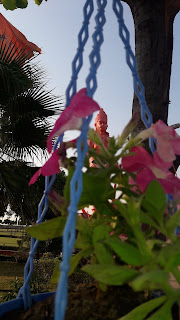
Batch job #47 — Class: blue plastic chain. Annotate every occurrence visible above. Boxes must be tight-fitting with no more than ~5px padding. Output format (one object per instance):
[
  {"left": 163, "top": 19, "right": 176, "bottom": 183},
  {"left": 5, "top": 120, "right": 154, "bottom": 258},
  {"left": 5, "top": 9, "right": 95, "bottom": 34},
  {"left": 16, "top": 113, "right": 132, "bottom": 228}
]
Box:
[
  {"left": 112, "top": 0, "right": 156, "bottom": 153},
  {"left": 17, "top": 0, "right": 94, "bottom": 310},
  {"left": 112, "top": 0, "right": 179, "bottom": 235},
  {"left": 17, "top": 174, "right": 56, "bottom": 309},
  {"left": 17, "top": 0, "right": 177, "bottom": 318},
  {"left": 55, "top": 1, "right": 107, "bottom": 319},
  {"left": 113, "top": 0, "right": 179, "bottom": 233}
]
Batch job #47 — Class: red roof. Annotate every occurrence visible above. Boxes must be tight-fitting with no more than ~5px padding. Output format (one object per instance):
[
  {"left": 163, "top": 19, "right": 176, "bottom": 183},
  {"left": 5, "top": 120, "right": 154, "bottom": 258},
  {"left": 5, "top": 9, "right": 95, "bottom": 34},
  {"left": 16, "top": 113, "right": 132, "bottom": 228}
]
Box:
[{"left": 0, "top": 13, "right": 41, "bottom": 59}]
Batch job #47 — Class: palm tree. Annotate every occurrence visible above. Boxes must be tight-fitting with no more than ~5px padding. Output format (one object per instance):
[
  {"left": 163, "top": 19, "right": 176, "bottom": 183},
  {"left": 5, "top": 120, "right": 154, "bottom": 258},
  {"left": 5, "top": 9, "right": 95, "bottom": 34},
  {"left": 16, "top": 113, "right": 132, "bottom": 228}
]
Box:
[{"left": 0, "top": 39, "right": 64, "bottom": 223}]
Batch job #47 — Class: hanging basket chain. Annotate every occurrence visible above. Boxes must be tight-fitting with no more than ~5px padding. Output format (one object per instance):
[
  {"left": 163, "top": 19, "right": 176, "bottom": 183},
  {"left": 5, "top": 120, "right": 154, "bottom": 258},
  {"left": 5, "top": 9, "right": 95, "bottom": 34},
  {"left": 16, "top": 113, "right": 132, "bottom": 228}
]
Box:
[
  {"left": 16, "top": 0, "right": 177, "bottom": 319},
  {"left": 55, "top": 1, "right": 107, "bottom": 319},
  {"left": 17, "top": 0, "right": 94, "bottom": 309},
  {"left": 17, "top": 175, "right": 56, "bottom": 309},
  {"left": 86, "top": 0, "right": 107, "bottom": 97},
  {"left": 65, "top": 0, "right": 94, "bottom": 107},
  {"left": 54, "top": 0, "right": 94, "bottom": 151},
  {"left": 112, "top": 0, "right": 156, "bottom": 153}
]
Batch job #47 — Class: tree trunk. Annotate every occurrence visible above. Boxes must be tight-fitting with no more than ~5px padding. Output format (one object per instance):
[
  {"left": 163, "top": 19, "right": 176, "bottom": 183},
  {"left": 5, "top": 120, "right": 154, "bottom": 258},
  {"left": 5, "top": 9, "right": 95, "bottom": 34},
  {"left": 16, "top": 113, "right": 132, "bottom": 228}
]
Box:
[{"left": 122, "top": 0, "right": 179, "bottom": 135}]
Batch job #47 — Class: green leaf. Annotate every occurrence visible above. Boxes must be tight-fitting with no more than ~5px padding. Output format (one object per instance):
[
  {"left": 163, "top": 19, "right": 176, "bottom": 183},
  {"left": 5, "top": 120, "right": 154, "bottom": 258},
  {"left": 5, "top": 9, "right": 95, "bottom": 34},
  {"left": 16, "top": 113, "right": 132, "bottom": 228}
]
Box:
[
  {"left": 147, "top": 300, "right": 174, "bottom": 320},
  {"left": 26, "top": 217, "right": 66, "bottom": 240},
  {"left": 79, "top": 172, "right": 113, "bottom": 208},
  {"left": 2, "top": 0, "right": 16, "bottom": 10},
  {"left": 146, "top": 239, "right": 164, "bottom": 252},
  {"left": 34, "top": 0, "right": 43, "bottom": 4},
  {"left": 145, "top": 180, "right": 166, "bottom": 211},
  {"left": 16, "top": 0, "right": 27, "bottom": 8},
  {"left": 139, "top": 211, "right": 159, "bottom": 229},
  {"left": 113, "top": 200, "right": 128, "bottom": 219},
  {"left": 165, "top": 210, "right": 180, "bottom": 238},
  {"left": 51, "top": 250, "right": 85, "bottom": 284},
  {"left": 131, "top": 270, "right": 170, "bottom": 291},
  {"left": 88, "top": 128, "right": 105, "bottom": 149},
  {"left": 69, "top": 250, "right": 85, "bottom": 276},
  {"left": 158, "top": 239, "right": 180, "bottom": 269},
  {"left": 92, "top": 225, "right": 114, "bottom": 264},
  {"left": 75, "top": 217, "right": 93, "bottom": 250},
  {"left": 51, "top": 262, "right": 60, "bottom": 284},
  {"left": 117, "top": 115, "right": 139, "bottom": 148},
  {"left": 82, "top": 264, "right": 138, "bottom": 285},
  {"left": 117, "top": 296, "right": 166, "bottom": 320},
  {"left": 2, "top": 0, "right": 29, "bottom": 8},
  {"left": 105, "top": 238, "right": 145, "bottom": 266}
]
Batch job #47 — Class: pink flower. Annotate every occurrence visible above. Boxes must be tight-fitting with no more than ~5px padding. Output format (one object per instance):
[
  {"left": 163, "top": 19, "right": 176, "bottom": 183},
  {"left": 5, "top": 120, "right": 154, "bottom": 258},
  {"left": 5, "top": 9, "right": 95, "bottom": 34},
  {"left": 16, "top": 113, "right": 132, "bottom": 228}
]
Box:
[
  {"left": 47, "top": 88, "right": 100, "bottom": 153},
  {"left": 29, "top": 149, "right": 60, "bottom": 186},
  {"left": 29, "top": 139, "right": 77, "bottom": 185},
  {"left": 122, "top": 146, "right": 180, "bottom": 195},
  {"left": 137, "top": 120, "right": 180, "bottom": 162}
]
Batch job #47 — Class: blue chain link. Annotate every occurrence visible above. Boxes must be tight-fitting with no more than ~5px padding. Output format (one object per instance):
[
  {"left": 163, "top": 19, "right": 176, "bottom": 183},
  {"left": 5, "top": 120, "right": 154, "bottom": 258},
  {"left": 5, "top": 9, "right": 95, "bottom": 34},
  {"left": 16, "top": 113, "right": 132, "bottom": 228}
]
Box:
[
  {"left": 54, "top": 0, "right": 94, "bottom": 151},
  {"left": 17, "top": 0, "right": 176, "bottom": 318},
  {"left": 54, "top": 115, "right": 92, "bottom": 320},
  {"left": 17, "top": 0, "right": 94, "bottom": 310},
  {"left": 65, "top": 0, "right": 94, "bottom": 107},
  {"left": 113, "top": 0, "right": 179, "bottom": 233},
  {"left": 55, "top": 1, "right": 107, "bottom": 319},
  {"left": 17, "top": 175, "right": 56, "bottom": 308},
  {"left": 112, "top": 0, "right": 156, "bottom": 153},
  {"left": 86, "top": 0, "right": 107, "bottom": 96}
]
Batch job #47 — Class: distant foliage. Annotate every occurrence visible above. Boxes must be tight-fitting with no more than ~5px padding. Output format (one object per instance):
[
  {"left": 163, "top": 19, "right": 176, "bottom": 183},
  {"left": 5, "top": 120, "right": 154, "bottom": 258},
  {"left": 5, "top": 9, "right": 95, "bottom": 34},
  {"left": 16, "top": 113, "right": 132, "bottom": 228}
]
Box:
[{"left": 1, "top": 0, "right": 46, "bottom": 10}]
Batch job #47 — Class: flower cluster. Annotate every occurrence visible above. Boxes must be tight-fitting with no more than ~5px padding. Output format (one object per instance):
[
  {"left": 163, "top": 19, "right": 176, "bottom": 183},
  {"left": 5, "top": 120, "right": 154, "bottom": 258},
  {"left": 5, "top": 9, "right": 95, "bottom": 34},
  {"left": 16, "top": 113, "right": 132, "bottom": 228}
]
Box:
[
  {"left": 29, "top": 88, "right": 100, "bottom": 185},
  {"left": 29, "top": 94, "right": 180, "bottom": 202},
  {"left": 122, "top": 120, "right": 180, "bottom": 198}
]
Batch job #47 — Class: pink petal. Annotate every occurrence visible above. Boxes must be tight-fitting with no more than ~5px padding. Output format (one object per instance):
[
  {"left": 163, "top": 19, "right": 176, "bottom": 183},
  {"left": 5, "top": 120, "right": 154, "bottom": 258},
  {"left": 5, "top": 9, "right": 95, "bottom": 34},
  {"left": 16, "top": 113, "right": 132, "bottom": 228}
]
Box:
[
  {"left": 47, "top": 117, "right": 82, "bottom": 153},
  {"left": 29, "top": 168, "right": 42, "bottom": 186},
  {"left": 73, "top": 88, "right": 100, "bottom": 117},
  {"left": 171, "top": 138, "right": 180, "bottom": 155},
  {"left": 122, "top": 146, "right": 153, "bottom": 172},
  {"left": 136, "top": 168, "right": 156, "bottom": 192},
  {"left": 41, "top": 149, "right": 60, "bottom": 176},
  {"left": 29, "top": 150, "right": 60, "bottom": 185},
  {"left": 129, "top": 176, "right": 139, "bottom": 193},
  {"left": 156, "top": 138, "right": 175, "bottom": 162},
  {"left": 158, "top": 174, "right": 180, "bottom": 195},
  {"left": 47, "top": 88, "right": 100, "bottom": 153},
  {"left": 153, "top": 152, "right": 172, "bottom": 170},
  {"left": 152, "top": 120, "right": 175, "bottom": 137}
]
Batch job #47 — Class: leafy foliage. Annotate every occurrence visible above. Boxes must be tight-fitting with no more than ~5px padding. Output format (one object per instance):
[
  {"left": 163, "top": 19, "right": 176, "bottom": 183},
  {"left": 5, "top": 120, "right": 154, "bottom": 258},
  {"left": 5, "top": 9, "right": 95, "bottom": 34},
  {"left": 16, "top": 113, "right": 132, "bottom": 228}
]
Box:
[
  {"left": 26, "top": 123, "right": 180, "bottom": 319},
  {"left": 1, "top": 0, "right": 46, "bottom": 10},
  {"left": 0, "top": 40, "right": 64, "bottom": 221}
]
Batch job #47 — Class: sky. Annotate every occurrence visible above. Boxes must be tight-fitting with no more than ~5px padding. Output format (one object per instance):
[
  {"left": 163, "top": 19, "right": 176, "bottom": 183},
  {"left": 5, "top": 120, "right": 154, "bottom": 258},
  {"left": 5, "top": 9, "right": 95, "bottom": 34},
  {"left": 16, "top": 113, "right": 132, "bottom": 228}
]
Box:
[{"left": 1, "top": 0, "right": 180, "bottom": 158}]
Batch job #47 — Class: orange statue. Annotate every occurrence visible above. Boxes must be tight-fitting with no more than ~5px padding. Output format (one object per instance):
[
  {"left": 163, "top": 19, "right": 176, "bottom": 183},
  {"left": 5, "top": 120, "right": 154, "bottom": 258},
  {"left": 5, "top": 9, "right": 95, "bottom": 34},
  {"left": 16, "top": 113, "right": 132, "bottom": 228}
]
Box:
[
  {"left": 95, "top": 108, "right": 109, "bottom": 148},
  {"left": 89, "top": 108, "right": 109, "bottom": 167},
  {"left": 81, "top": 108, "right": 109, "bottom": 217}
]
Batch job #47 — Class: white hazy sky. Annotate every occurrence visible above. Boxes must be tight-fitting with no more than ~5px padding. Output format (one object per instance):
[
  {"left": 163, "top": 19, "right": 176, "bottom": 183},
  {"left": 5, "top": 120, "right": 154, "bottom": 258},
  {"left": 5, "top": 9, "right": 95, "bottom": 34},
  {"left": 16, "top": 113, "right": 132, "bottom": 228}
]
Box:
[{"left": 1, "top": 0, "right": 180, "bottom": 155}]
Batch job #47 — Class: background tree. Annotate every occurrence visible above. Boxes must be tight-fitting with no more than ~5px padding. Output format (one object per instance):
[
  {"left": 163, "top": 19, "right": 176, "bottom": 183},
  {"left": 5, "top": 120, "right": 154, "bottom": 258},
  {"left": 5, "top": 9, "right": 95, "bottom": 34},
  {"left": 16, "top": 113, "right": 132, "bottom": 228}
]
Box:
[
  {"left": 0, "top": 40, "right": 65, "bottom": 223},
  {"left": 1, "top": 1, "right": 180, "bottom": 133},
  {"left": 122, "top": 0, "right": 180, "bottom": 131}
]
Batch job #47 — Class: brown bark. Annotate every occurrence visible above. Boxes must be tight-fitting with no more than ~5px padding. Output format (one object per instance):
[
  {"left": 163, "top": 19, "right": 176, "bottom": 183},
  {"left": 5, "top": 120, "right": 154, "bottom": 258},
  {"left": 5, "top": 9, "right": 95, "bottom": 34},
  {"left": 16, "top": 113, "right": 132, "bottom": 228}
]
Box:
[{"left": 122, "top": 0, "right": 180, "bottom": 135}]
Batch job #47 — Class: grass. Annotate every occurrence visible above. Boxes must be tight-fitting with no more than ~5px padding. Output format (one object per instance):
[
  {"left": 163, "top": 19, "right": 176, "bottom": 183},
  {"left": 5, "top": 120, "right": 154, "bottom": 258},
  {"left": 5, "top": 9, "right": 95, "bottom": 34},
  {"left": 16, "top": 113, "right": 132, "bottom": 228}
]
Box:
[
  {"left": 0, "top": 262, "right": 25, "bottom": 292},
  {"left": 0, "top": 261, "right": 57, "bottom": 301},
  {"left": 0, "top": 261, "right": 25, "bottom": 277},
  {"left": 0, "top": 227, "right": 25, "bottom": 238},
  {"left": 0, "top": 237, "right": 21, "bottom": 247},
  {"left": 0, "top": 231, "right": 24, "bottom": 237}
]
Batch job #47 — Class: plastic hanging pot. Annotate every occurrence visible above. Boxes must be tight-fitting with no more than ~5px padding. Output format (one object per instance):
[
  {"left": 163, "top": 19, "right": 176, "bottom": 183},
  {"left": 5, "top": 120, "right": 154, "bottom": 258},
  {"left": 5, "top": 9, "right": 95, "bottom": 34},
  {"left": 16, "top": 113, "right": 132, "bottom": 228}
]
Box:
[{"left": 0, "top": 291, "right": 55, "bottom": 319}]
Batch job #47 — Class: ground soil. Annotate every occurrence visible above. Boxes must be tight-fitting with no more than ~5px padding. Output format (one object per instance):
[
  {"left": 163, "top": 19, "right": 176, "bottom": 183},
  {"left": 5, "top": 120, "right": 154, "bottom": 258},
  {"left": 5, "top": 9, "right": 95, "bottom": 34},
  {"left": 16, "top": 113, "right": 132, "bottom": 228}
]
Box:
[
  {"left": 1, "top": 282, "right": 146, "bottom": 320},
  {"left": 1, "top": 274, "right": 179, "bottom": 320}
]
